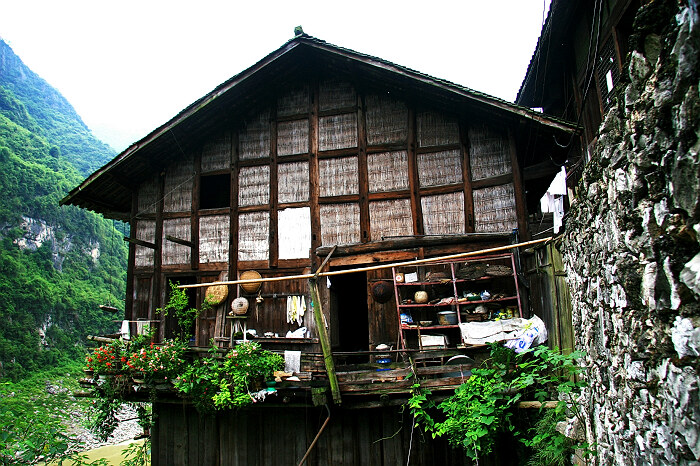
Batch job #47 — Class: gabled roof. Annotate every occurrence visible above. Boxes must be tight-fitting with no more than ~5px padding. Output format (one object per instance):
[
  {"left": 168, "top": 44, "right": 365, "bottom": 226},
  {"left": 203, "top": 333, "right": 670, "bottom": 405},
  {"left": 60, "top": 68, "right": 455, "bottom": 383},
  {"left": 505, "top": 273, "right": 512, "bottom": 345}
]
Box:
[{"left": 62, "top": 34, "right": 578, "bottom": 220}]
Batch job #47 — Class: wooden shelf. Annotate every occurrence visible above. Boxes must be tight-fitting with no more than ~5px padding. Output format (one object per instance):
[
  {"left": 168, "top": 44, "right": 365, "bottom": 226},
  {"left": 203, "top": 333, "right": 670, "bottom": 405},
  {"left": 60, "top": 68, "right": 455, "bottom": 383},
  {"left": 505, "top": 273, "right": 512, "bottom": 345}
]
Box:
[{"left": 394, "top": 253, "right": 522, "bottom": 350}]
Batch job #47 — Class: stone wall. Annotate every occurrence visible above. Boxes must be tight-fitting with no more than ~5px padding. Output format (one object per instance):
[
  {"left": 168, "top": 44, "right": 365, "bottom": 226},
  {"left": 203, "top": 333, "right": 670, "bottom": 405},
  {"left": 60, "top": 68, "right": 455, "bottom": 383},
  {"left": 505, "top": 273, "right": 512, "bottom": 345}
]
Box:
[{"left": 562, "top": 1, "right": 700, "bottom": 464}]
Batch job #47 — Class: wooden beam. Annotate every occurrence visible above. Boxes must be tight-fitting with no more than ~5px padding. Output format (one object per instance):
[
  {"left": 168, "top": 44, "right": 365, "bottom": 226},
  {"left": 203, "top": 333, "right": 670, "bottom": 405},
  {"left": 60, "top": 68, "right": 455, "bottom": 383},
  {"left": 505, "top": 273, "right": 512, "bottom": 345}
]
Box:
[
  {"left": 180, "top": 237, "right": 552, "bottom": 289},
  {"left": 165, "top": 235, "right": 194, "bottom": 248},
  {"left": 316, "top": 232, "right": 511, "bottom": 257},
  {"left": 123, "top": 237, "right": 156, "bottom": 249}
]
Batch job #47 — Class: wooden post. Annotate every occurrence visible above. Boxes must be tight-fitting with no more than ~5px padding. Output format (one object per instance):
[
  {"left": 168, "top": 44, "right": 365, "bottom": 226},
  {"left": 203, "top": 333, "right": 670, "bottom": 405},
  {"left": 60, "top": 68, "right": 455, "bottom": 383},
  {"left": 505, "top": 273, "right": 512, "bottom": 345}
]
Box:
[{"left": 309, "top": 246, "right": 341, "bottom": 405}]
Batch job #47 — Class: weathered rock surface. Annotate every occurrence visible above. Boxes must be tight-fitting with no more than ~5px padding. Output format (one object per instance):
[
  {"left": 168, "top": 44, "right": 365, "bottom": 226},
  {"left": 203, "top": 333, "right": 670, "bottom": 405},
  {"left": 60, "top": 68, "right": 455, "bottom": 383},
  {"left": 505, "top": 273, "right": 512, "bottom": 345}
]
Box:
[{"left": 562, "top": 1, "right": 700, "bottom": 464}]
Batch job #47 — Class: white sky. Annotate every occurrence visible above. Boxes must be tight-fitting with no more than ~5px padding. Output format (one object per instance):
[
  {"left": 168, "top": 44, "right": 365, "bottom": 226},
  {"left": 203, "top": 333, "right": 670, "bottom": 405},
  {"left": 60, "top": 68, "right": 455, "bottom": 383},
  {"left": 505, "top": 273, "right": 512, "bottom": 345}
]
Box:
[{"left": 0, "top": 0, "right": 550, "bottom": 152}]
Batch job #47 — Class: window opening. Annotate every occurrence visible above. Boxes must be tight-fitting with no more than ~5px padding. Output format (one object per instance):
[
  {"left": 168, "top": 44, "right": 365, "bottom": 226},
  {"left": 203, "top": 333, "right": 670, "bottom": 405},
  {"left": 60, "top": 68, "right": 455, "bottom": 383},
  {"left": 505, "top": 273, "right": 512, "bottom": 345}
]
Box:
[{"left": 200, "top": 173, "right": 231, "bottom": 209}]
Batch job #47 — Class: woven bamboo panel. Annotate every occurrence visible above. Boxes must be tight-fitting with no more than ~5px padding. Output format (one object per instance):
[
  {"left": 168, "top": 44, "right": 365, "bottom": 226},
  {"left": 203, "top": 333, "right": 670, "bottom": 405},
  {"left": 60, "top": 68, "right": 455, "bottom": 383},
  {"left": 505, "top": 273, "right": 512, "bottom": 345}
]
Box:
[
  {"left": 277, "top": 119, "right": 309, "bottom": 156},
  {"left": 137, "top": 176, "right": 158, "bottom": 216},
  {"left": 319, "top": 113, "right": 357, "bottom": 151},
  {"left": 473, "top": 183, "right": 518, "bottom": 232},
  {"left": 277, "top": 86, "right": 309, "bottom": 117},
  {"left": 201, "top": 132, "right": 231, "bottom": 173},
  {"left": 468, "top": 125, "right": 511, "bottom": 180},
  {"left": 162, "top": 218, "right": 191, "bottom": 265},
  {"left": 278, "top": 207, "right": 311, "bottom": 259},
  {"left": 319, "top": 156, "right": 358, "bottom": 197},
  {"left": 278, "top": 161, "right": 309, "bottom": 203},
  {"left": 417, "top": 111, "right": 459, "bottom": 147},
  {"left": 163, "top": 158, "right": 193, "bottom": 213},
  {"left": 238, "top": 211, "right": 269, "bottom": 261},
  {"left": 417, "top": 149, "right": 463, "bottom": 187},
  {"left": 239, "top": 110, "right": 270, "bottom": 160},
  {"left": 319, "top": 80, "right": 356, "bottom": 111},
  {"left": 135, "top": 219, "right": 155, "bottom": 267},
  {"left": 238, "top": 165, "right": 270, "bottom": 207},
  {"left": 199, "top": 215, "right": 230, "bottom": 263},
  {"left": 369, "top": 198, "right": 413, "bottom": 240},
  {"left": 422, "top": 191, "right": 465, "bottom": 235},
  {"left": 367, "top": 151, "right": 409, "bottom": 193},
  {"left": 365, "top": 94, "right": 408, "bottom": 145},
  {"left": 319, "top": 203, "right": 360, "bottom": 246}
]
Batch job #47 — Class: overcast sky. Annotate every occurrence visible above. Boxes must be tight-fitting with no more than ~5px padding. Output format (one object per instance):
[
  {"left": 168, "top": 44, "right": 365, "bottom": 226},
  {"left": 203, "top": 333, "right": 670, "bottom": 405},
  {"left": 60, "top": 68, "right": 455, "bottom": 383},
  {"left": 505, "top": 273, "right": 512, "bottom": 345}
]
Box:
[{"left": 0, "top": 0, "right": 550, "bottom": 152}]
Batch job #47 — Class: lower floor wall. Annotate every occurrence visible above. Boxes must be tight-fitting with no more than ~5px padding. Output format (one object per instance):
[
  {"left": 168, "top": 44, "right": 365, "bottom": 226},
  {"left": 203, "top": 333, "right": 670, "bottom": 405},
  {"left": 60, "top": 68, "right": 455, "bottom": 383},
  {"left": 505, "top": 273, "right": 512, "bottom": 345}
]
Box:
[{"left": 151, "top": 403, "right": 470, "bottom": 466}]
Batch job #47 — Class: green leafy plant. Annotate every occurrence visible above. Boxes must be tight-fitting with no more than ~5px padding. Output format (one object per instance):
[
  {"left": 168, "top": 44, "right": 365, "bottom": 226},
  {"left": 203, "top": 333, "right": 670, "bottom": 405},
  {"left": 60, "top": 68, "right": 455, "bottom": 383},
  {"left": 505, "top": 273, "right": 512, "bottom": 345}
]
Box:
[
  {"left": 157, "top": 281, "right": 201, "bottom": 340},
  {"left": 173, "top": 342, "right": 283, "bottom": 413},
  {"left": 120, "top": 438, "right": 151, "bottom": 466},
  {"left": 408, "top": 344, "right": 590, "bottom": 464}
]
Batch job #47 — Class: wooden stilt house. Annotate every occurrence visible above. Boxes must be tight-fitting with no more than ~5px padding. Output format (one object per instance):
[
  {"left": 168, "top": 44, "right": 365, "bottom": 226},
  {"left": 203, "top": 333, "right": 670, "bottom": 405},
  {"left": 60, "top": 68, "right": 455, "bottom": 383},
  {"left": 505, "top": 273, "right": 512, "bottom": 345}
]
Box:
[{"left": 64, "top": 33, "right": 577, "bottom": 464}]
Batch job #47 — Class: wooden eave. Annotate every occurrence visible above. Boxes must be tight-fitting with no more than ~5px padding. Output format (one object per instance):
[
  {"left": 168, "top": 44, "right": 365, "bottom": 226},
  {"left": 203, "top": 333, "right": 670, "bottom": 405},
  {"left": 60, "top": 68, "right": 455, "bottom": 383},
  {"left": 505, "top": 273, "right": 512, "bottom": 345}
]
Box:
[{"left": 62, "top": 34, "right": 578, "bottom": 220}]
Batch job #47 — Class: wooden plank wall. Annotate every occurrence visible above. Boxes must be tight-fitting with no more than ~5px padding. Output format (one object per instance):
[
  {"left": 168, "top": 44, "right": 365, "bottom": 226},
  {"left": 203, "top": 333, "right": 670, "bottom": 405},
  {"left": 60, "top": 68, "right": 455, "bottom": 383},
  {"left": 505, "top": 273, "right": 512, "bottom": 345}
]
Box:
[
  {"left": 522, "top": 240, "right": 574, "bottom": 352},
  {"left": 152, "top": 404, "right": 469, "bottom": 466}
]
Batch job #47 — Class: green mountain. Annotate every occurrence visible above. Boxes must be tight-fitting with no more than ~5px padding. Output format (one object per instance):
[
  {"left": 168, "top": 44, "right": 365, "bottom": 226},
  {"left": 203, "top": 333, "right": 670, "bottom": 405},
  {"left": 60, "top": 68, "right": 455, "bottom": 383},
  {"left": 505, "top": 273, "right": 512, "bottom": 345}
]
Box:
[{"left": 0, "top": 39, "right": 127, "bottom": 379}]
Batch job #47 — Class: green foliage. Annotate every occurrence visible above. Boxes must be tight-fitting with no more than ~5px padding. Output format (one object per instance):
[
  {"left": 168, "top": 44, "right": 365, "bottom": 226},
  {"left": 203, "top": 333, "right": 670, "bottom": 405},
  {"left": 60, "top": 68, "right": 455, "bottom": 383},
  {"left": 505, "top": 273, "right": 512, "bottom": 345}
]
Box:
[
  {"left": 172, "top": 342, "right": 284, "bottom": 413},
  {"left": 0, "top": 361, "right": 107, "bottom": 465},
  {"left": 0, "top": 44, "right": 127, "bottom": 380},
  {"left": 157, "top": 282, "right": 201, "bottom": 341},
  {"left": 120, "top": 438, "right": 151, "bottom": 466},
  {"left": 408, "top": 344, "right": 590, "bottom": 464}
]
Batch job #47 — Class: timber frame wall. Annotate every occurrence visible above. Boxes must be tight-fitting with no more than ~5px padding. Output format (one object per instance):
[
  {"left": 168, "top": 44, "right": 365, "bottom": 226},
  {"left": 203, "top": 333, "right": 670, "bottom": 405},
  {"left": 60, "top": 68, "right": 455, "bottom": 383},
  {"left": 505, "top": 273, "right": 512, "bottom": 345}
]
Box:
[{"left": 126, "top": 76, "right": 530, "bottom": 346}]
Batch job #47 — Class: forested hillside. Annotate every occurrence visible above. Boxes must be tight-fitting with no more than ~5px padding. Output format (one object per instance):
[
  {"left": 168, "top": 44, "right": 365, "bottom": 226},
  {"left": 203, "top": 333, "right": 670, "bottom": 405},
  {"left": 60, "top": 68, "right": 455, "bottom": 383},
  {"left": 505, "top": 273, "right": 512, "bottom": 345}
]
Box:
[{"left": 0, "top": 39, "right": 127, "bottom": 380}]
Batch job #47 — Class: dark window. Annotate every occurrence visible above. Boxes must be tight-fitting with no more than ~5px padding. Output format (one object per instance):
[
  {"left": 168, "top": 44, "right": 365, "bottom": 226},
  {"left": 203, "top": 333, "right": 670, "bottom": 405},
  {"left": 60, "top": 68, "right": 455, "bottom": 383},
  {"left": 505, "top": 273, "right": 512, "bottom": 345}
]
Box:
[{"left": 200, "top": 174, "right": 230, "bottom": 209}]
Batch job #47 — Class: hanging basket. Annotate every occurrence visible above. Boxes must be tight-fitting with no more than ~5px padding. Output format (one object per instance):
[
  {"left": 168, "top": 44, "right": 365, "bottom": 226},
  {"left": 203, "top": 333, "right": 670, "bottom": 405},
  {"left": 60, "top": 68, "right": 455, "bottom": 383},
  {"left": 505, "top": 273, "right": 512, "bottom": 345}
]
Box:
[
  {"left": 205, "top": 285, "right": 228, "bottom": 305},
  {"left": 239, "top": 270, "right": 262, "bottom": 294}
]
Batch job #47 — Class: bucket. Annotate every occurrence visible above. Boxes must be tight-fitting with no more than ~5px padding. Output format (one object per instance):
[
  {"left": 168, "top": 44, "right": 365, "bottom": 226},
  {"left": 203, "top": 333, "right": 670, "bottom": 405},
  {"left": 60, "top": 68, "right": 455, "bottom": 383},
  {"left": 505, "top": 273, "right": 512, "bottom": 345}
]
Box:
[{"left": 437, "top": 310, "right": 457, "bottom": 325}]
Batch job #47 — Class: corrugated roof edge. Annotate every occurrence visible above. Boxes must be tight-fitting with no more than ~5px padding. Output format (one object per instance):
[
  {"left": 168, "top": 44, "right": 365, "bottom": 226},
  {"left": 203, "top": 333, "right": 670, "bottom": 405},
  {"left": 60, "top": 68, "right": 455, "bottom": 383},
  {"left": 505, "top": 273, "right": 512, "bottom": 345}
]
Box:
[{"left": 61, "top": 32, "right": 578, "bottom": 207}]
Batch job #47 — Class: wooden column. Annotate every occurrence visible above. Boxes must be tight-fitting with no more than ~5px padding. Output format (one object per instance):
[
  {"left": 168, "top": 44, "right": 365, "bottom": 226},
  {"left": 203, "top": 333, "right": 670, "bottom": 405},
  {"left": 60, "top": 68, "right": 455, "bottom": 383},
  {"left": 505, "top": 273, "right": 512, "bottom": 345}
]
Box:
[
  {"left": 309, "top": 80, "right": 321, "bottom": 270},
  {"left": 153, "top": 171, "right": 165, "bottom": 339},
  {"left": 407, "top": 107, "right": 424, "bottom": 235},
  {"left": 460, "top": 121, "right": 475, "bottom": 232},
  {"left": 191, "top": 150, "right": 200, "bottom": 270},
  {"left": 229, "top": 130, "right": 239, "bottom": 285},
  {"left": 508, "top": 129, "right": 529, "bottom": 240},
  {"left": 269, "top": 110, "right": 279, "bottom": 268},
  {"left": 125, "top": 192, "right": 138, "bottom": 321},
  {"left": 357, "top": 94, "right": 370, "bottom": 242}
]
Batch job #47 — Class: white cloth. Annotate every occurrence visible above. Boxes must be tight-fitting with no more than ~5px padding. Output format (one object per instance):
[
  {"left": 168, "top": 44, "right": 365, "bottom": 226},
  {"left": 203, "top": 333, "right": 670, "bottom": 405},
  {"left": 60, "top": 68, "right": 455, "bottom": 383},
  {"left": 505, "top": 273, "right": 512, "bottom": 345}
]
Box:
[
  {"left": 459, "top": 315, "right": 547, "bottom": 350},
  {"left": 120, "top": 320, "right": 130, "bottom": 340},
  {"left": 284, "top": 350, "right": 301, "bottom": 374}
]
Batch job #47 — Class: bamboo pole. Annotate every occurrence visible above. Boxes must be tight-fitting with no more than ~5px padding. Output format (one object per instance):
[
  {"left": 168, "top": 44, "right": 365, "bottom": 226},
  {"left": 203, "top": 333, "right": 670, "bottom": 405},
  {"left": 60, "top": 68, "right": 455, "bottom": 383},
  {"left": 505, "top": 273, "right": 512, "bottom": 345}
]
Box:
[
  {"left": 309, "top": 246, "right": 341, "bottom": 405},
  {"left": 178, "top": 237, "right": 552, "bottom": 289}
]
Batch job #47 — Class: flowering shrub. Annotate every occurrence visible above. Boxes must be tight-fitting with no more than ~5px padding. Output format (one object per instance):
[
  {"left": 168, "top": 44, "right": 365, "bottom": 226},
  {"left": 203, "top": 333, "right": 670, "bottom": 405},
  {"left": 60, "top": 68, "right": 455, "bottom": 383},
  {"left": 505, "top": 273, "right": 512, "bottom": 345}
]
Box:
[
  {"left": 127, "top": 339, "right": 188, "bottom": 381},
  {"left": 85, "top": 340, "right": 126, "bottom": 375}
]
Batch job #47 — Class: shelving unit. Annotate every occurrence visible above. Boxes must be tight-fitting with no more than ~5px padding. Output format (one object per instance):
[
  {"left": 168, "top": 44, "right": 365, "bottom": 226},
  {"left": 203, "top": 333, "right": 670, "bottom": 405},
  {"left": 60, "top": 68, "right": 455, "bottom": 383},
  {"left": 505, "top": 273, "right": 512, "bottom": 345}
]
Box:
[{"left": 393, "top": 253, "right": 522, "bottom": 350}]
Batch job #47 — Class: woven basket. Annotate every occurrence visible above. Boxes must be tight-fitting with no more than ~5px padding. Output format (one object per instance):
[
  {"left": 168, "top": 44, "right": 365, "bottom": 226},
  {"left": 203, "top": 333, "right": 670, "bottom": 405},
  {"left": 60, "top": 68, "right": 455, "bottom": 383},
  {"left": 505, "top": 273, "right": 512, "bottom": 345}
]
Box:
[
  {"left": 205, "top": 285, "right": 228, "bottom": 305},
  {"left": 239, "top": 270, "right": 262, "bottom": 294}
]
